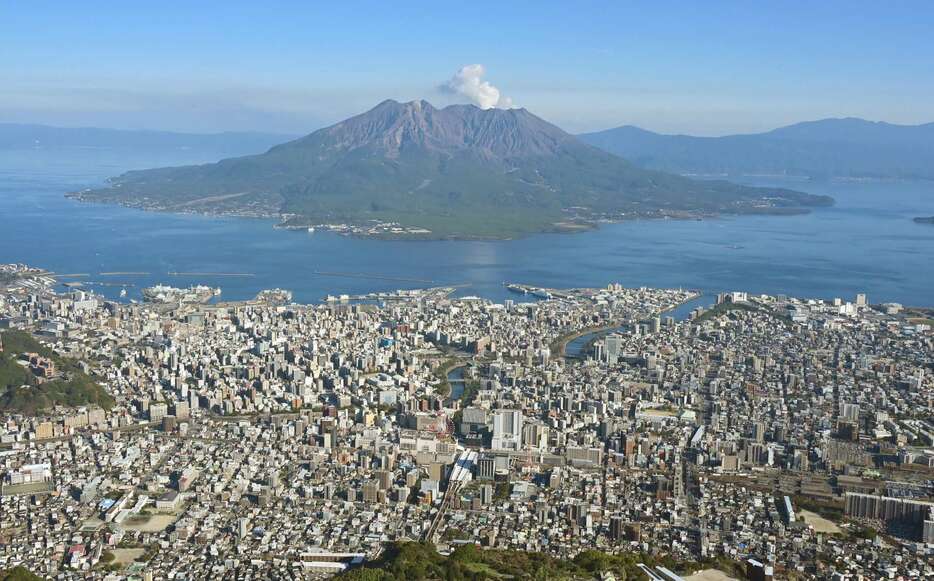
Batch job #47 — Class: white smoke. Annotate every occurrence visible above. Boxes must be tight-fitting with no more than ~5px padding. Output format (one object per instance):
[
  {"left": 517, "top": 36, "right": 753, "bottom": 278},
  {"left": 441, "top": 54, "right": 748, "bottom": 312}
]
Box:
[{"left": 440, "top": 64, "right": 513, "bottom": 109}]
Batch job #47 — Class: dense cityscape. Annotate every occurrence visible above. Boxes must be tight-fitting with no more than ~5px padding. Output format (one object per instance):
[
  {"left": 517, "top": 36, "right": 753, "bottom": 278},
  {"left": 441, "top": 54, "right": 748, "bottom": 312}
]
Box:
[{"left": 0, "top": 263, "right": 931, "bottom": 580}]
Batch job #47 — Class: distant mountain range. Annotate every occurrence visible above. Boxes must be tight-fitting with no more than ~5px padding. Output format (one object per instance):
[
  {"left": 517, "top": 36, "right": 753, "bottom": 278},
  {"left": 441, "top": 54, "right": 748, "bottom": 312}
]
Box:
[
  {"left": 69, "top": 100, "right": 829, "bottom": 239},
  {"left": 0, "top": 123, "right": 295, "bottom": 158},
  {"left": 579, "top": 118, "right": 934, "bottom": 180}
]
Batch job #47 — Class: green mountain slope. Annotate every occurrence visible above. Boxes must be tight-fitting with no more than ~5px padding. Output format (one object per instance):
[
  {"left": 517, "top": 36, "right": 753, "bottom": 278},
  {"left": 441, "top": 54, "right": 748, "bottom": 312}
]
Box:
[
  {"left": 0, "top": 567, "right": 45, "bottom": 581},
  {"left": 74, "top": 100, "right": 832, "bottom": 238},
  {"left": 335, "top": 541, "right": 743, "bottom": 580},
  {"left": 0, "top": 331, "right": 114, "bottom": 415}
]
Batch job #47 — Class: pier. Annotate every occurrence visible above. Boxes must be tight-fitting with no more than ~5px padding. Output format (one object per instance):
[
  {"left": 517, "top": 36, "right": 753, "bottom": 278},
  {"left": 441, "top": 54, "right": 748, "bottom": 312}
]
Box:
[
  {"left": 313, "top": 271, "right": 435, "bottom": 284},
  {"left": 167, "top": 272, "right": 255, "bottom": 277},
  {"left": 99, "top": 271, "right": 150, "bottom": 276}
]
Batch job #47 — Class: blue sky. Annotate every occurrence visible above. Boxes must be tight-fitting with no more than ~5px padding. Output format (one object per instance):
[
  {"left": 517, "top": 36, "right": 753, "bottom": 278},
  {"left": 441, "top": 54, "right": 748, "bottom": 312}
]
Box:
[{"left": 2, "top": 1, "right": 933, "bottom": 135}]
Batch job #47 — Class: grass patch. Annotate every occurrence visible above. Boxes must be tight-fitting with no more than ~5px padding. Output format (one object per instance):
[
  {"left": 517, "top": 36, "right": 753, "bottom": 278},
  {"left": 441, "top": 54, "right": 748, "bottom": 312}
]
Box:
[
  {"left": 694, "top": 301, "right": 792, "bottom": 327},
  {"left": 0, "top": 567, "right": 44, "bottom": 581}
]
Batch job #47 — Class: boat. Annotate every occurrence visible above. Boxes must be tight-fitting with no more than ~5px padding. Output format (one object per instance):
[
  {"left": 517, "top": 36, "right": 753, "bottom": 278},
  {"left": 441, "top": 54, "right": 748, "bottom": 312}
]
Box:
[
  {"left": 256, "top": 288, "right": 293, "bottom": 303},
  {"left": 142, "top": 284, "right": 221, "bottom": 304}
]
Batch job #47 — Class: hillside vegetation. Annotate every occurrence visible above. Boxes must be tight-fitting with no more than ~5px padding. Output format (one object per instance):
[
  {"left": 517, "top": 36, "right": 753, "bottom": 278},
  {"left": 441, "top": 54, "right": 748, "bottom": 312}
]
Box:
[
  {"left": 0, "top": 567, "right": 44, "bottom": 581},
  {"left": 0, "top": 330, "right": 113, "bottom": 415},
  {"left": 336, "top": 541, "right": 744, "bottom": 580},
  {"left": 75, "top": 100, "right": 831, "bottom": 239}
]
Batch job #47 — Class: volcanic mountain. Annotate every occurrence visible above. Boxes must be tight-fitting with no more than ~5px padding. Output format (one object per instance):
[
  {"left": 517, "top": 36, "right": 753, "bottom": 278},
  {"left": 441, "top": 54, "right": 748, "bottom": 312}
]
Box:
[{"left": 74, "top": 99, "right": 832, "bottom": 238}]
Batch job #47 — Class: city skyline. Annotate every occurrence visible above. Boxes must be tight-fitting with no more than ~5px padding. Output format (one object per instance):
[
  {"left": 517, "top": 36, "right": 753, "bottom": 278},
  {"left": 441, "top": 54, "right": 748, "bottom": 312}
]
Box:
[{"left": 2, "top": 264, "right": 932, "bottom": 579}]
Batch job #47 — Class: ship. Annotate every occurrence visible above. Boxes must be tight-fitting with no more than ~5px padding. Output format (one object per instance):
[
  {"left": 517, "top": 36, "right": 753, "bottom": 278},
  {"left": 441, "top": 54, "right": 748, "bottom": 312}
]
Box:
[
  {"left": 256, "top": 288, "right": 293, "bottom": 304},
  {"left": 142, "top": 284, "right": 221, "bottom": 304}
]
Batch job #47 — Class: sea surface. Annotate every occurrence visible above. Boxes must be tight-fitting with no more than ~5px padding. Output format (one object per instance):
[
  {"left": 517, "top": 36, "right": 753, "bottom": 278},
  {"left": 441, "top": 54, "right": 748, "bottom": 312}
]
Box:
[{"left": 1, "top": 147, "right": 933, "bottom": 306}]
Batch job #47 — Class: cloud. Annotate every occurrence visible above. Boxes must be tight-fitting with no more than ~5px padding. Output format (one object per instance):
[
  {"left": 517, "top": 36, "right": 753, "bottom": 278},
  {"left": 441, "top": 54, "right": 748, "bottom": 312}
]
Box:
[{"left": 440, "top": 64, "right": 512, "bottom": 109}]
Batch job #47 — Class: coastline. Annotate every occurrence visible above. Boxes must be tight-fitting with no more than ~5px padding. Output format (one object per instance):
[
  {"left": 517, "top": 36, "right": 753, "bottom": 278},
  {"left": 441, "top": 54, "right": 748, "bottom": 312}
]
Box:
[
  {"left": 63, "top": 191, "right": 827, "bottom": 242},
  {"left": 6, "top": 175, "right": 929, "bottom": 308}
]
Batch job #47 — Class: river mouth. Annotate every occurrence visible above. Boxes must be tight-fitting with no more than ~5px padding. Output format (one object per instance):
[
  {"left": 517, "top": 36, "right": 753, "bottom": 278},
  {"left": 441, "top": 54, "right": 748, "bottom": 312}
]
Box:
[{"left": 563, "top": 294, "right": 717, "bottom": 359}]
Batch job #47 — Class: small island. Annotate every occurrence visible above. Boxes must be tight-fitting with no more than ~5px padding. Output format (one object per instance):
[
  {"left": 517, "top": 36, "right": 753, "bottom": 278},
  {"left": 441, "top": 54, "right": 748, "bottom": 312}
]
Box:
[
  {"left": 71, "top": 99, "right": 833, "bottom": 240},
  {"left": 913, "top": 216, "right": 934, "bottom": 224}
]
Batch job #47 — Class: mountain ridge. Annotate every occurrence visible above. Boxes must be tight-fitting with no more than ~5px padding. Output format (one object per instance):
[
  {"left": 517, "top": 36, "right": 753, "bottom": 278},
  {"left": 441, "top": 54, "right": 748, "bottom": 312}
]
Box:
[
  {"left": 71, "top": 100, "right": 832, "bottom": 239},
  {"left": 0, "top": 122, "right": 296, "bottom": 156},
  {"left": 579, "top": 117, "right": 934, "bottom": 179}
]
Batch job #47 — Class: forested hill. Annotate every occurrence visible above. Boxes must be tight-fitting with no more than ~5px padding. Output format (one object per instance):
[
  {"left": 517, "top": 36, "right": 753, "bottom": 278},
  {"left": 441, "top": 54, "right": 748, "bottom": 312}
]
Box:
[
  {"left": 0, "top": 330, "right": 113, "bottom": 415},
  {"left": 73, "top": 99, "right": 832, "bottom": 239}
]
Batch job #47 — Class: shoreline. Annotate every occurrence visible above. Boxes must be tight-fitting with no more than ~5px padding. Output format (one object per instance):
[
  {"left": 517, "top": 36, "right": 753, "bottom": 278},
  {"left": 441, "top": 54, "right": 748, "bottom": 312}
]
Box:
[
  {"left": 64, "top": 192, "right": 828, "bottom": 242},
  {"left": 12, "top": 263, "right": 932, "bottom": 312}
]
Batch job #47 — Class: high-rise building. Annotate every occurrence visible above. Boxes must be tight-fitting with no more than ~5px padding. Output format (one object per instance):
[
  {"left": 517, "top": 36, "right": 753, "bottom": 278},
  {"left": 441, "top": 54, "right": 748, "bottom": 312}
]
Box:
[
  {"left": 746, "top": 559, "right": 773, "bottom": 581},
  {"left": 149, "top": 403, "right": 168, "bottom": 422},
  {"left": 522, "top": 422, "right": 548, "bottom": 449},
  {"left": 592, "top": 341, "right": 604, "bottom": 362},
  {"left": 845, "top": 492, "right": 933, "bottom": 525},
  {"left": 840, "top": 403, "right": 860, "bottom": 423},
  {"left": 477, "top": 455, "right": 495, "bottom": 480},
  {"left": 548, "top": 467, "right": 563, "bottom": 488},
  {"left": 479, "top": 484, "right": 493, "bottom": 506},
  {"left": 376, "top": 470, "right": 393, "bottom": 490},
  {"left": 753, "top": 422, "right": 767, "bottom": 443},
  {"left": 362, "top": 481, "right": 380, "bottom": 504},
  {"left": 605, "top": 333, "right": 623, "bottom": 365},
  {"left": 924, "top": 511, "right": 934, "bottom": 544},
  {"left": 566, "top": 502, "right": 583, "bottom": 524},
  {"left": 609, "top": 515, "right": 625, "bottom": 540},
  {"left": 492, "top": 409, "right": 523, "bottom": 451}
]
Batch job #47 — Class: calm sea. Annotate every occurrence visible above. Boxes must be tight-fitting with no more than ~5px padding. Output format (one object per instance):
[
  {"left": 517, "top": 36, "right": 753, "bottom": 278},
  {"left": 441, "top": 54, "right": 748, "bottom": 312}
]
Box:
[{"left": 1, "top": 147, "right": 933, "bottom": 306}]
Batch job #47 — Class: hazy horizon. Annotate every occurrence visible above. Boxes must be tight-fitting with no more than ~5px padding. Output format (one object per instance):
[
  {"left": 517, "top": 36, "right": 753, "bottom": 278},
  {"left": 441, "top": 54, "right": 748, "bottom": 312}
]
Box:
[
  {"left": 3, "top": 2, "right": 934, "bottom": 136},
  {"left": 2, "top": 105, "right": 931, "bottom": 142}
]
